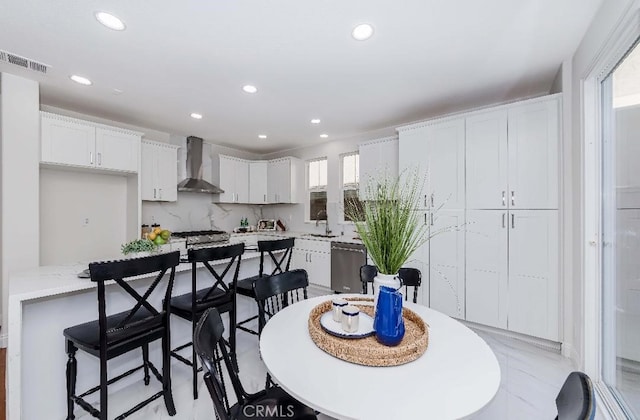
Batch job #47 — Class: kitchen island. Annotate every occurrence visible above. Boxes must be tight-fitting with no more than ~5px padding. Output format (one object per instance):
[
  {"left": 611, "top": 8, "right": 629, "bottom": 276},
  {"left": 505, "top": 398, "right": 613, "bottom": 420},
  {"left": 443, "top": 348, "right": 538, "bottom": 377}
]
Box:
[{"left": 7, "top": 250, "right": 263, "bottom": 420}]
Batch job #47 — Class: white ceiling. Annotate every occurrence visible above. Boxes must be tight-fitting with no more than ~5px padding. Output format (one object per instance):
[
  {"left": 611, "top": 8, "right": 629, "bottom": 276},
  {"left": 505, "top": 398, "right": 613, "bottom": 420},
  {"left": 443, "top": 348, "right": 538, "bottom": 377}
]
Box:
[{"left": 0, "top": 0, "right": 602, "bottom": 153}]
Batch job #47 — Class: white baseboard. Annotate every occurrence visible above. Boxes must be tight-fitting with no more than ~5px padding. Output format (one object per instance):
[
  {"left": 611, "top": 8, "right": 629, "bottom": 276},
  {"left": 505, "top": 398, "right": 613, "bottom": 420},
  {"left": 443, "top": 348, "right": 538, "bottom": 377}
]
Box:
[{"left": 461, "top": 320, "right": 562, "bottom": 353}]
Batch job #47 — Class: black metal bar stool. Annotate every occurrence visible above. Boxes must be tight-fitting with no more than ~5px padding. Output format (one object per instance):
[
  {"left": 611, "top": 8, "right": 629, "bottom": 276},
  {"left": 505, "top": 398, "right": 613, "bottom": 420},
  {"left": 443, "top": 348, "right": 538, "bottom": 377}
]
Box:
[
  {"left": 360, "top": 264, "right": 422, "bottom": 303},
  {"left": 63, "top": 251, "right": 180, "bottom": 420},
  {"left": 169, "top": 242, "right": 244, "bottom": 400},
  {"left": 233, "top": 237, "right": 294, "bottom": 335}
]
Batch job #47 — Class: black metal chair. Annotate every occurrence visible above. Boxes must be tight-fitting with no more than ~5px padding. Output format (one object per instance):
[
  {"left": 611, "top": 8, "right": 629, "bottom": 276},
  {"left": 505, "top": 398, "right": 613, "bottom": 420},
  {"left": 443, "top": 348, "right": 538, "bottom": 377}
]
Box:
[
  {"left": 63, "top": 251, "right": 180, "bottom": 420},
  {"left": 233, "top": 238, "right": 295, "bottom": 335},
  {"left": 193, "top": 307, "right": 317, "bottom": 420},
  {"left": 555, "top": 371, "right": 595, "bottom": 420},
  {"left": 169, "top": 242, "right": 244, "bottom": 400},
  {"left": 360, "top": 264, "right": 422, "bottom": 304}
]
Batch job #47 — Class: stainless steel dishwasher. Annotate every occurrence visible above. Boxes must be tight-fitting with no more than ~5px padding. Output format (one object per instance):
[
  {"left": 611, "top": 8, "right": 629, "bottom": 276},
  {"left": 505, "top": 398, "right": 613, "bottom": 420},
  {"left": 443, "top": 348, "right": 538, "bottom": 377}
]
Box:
[{"left": 331, "top": 242, "right": 367, "bottom": 293}]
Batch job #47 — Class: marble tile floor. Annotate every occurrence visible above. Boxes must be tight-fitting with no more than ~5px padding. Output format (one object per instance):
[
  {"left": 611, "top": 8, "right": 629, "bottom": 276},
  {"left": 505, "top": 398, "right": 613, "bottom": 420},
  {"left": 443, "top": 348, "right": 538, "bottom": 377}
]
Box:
[{"left": 74, "top": 317, "right": 580, "bottom": 420}]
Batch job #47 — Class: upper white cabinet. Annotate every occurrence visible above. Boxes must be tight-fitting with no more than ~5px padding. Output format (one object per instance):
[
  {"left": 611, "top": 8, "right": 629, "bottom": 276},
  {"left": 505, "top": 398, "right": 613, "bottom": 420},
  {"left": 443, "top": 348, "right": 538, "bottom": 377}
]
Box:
[
  {"left": 267, "top": 157, "right": 300, "bottom": 204},
  {"left": 398, "top": 119, "right": 465, "bottom": 209},
  {"left": 41, "top": 112, "right": 140, "bottom": 173},
  {"left": 466, "top": 98, "right": 559, "bottom": 209},
  {"left": 249, "top": 161, "right": 269, "bottom": 204},
  {"left": 466, "top": 111, "right": 509, "bottom": 210},
  {"left": 218, "top": 155, "right": 249, "bottom": 204},
  {"left": 359, "top": 137, "right": 399, "bottom": 200},
  {"left": 141, "top": 140, "right": 179, "bottom": 202}
]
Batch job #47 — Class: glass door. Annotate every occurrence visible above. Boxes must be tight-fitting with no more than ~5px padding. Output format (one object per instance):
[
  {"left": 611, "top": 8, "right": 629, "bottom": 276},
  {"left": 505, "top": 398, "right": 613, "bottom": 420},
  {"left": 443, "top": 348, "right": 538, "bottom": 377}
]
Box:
[{"left": 601, "top": 39, "right": 640, "bottom": 417}]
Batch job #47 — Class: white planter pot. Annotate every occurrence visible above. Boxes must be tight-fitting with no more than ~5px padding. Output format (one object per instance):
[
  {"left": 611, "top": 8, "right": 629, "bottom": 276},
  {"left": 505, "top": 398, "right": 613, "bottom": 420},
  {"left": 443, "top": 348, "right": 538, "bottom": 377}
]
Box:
[{"left": 373, "top": 272, "right": 401, "bottom": 315}]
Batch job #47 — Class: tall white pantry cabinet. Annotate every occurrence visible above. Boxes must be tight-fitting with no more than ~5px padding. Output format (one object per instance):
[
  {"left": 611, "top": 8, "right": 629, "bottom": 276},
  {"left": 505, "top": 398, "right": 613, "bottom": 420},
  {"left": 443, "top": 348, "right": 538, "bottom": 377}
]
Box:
[{"left": 398, "top": 94, "right": 561, "bottom": 342}]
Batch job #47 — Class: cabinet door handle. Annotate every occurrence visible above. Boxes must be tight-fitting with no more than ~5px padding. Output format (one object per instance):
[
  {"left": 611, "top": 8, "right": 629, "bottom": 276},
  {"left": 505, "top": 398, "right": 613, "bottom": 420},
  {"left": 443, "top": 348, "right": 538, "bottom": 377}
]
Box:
[
  {"left": 158, "top": 188, "right": 162, "bottom": 199},
  {"left": 511, "top": 213, "right": 515, "bottom": 229},
  {"left": 502, "top": 191, "right": 506, "bottom": 206},
  {"left": 89, "top": 152, "right": 94, "bottom": 165},
  {"left": 502, "top": 213, "right": 506, "bottom": 228},
  {"left": 264, "top": 194, "right": 266, "bottom": 202},
  {"left": 97, "top": 152, "right": 102, "bottom": 166},
  {"left": 424, "top": 194, "right": 427, "bottom": 208},
  {"left": 153, "top": 188, "right": 157, "bottom": 199},
  {"left": 430, "top": 213, "right": 434, "bottom": 226},
  {"left": 511, "top": 191, "right": 515, "bottom": 206},
  {"left": 431, "top": 193, "right": 435, "bottom": 207},
  {"left": 309, "top": 253, "right": 312, "bottom": 263},
  {"left": 424, "top": 213, "right": 427, "bottom": 225}
]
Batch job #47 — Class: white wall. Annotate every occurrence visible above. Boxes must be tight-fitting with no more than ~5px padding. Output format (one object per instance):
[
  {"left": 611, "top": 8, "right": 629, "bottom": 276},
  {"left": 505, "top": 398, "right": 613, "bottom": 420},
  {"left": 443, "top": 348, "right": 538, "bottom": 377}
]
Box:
[
  {"left": 39, "top": 169, "right": 129, "bottom": 265},
  {"left": 570, "top": 0, "right": 638, "bottom": 368},
  {"left": 0, "top": 73, "right": 40, "bottom": 329}
]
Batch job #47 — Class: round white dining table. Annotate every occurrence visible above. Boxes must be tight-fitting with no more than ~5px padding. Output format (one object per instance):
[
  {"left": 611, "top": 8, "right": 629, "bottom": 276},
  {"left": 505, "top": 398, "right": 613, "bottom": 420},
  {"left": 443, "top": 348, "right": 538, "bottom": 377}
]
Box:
[{"left": 259, "top": 294, "right": 500, "bottom": 420}]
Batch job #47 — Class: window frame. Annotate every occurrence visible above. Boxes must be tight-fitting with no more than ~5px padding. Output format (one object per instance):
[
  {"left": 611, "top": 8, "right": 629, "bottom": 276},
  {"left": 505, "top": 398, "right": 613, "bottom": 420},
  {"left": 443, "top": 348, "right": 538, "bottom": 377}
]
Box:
[
  {"left": 307, "top": 157, "right": 328, "bottom": 222},
  {"left": 339, "top": 151, "right": 363, "bottom": 224}
]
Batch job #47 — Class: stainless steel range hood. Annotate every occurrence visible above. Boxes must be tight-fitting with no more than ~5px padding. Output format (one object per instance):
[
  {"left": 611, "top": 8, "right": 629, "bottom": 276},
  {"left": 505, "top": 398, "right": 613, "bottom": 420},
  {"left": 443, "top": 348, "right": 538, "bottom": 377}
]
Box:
[{"left": 177, "top": 136, "right": 224, "bottom": 194}]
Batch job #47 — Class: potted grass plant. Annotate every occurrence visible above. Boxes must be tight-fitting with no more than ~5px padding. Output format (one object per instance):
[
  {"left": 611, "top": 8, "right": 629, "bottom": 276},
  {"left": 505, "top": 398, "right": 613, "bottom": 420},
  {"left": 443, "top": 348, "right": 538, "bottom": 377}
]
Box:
[{"left": 345, "top": 169, "right": 429, "bottom": 296}]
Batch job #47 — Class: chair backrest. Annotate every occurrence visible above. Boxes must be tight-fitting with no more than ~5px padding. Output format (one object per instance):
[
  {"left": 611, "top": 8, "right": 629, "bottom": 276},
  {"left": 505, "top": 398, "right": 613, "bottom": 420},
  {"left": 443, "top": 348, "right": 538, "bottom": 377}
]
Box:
[
  {"left": 257, "top": 238, "right": 295, "bottom": 277},
  {"left": 555, "top": 371, "right": 595, "bottom": 420},
  {"left": 194, "top": 308, "right": 248, "bottom": 420},
  {"left": 89, "top": 251, "right": 181, "bottom": 345},
  {"left": 359, "top": 264, "right": 422, "bottom": 304},
  {"left": 253, "top": 269, "right": 309, "bottom": 334},
  {"left": 187, "top": 243, "right": 245, "bottom": 305}
]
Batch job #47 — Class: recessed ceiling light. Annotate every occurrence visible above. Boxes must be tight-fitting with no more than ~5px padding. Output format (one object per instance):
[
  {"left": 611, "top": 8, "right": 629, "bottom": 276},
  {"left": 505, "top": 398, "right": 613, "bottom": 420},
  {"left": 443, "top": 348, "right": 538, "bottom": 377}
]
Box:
[
  {"left": 242, "top": 85, "right": 258, "bottom": 94},
  {"left": 69, "top": 75, "right": 92, "bottom": 86},
  {"left": 95, "top": 12, "right": 126, "bottom": 31},
  {"left": 190, "top": 113, "right": 203, "bottom": 119},
  {"left": 258, "top": 134, "right": 267, "bottom": 139},
  {"left": 352, "top": 23, "right": 374, "bottom": 41},
  {"left": 320, "top": 134, "right": 329, "bottom": 139},
  {"left": 311, "top": 119, "right": 321, "bottom": 124}
]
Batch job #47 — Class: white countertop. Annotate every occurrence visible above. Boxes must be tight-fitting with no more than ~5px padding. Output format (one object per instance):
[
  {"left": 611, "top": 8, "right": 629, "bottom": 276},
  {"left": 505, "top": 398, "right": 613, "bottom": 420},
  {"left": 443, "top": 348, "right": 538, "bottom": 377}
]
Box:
[
  {"left": 230, "top": 230, "right": 364, "bottom": 245},
  {"left": 9, "top": 250, "right": 263, "bottom": 303}
]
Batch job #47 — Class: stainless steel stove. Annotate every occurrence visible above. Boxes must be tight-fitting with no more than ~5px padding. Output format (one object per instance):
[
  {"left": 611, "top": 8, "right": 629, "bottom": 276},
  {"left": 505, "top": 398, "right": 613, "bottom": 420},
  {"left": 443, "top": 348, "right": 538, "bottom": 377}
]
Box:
[{"left": 171, "top": 230, "right": 231, "bottom": 261}]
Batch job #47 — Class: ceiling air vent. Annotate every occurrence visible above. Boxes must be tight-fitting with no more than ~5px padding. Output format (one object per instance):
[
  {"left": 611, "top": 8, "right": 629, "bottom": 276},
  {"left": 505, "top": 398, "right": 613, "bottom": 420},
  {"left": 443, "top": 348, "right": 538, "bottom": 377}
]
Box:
[{"left": 0, "top": 50, "right": 50, "bottom": 74}]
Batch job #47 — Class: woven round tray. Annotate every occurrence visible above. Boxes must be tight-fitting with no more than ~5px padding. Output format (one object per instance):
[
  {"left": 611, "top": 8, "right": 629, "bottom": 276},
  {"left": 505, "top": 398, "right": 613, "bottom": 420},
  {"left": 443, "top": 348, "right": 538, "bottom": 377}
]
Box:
[{"left": 308, "top": 297, "right": 429, "bottom": 367}]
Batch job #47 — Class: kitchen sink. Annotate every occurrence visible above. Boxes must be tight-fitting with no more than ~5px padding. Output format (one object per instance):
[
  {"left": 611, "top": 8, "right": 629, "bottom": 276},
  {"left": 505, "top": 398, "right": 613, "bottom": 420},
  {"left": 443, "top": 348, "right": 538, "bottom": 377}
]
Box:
[{"left": 304, "top": 233, "right": 339, "bottom": 238}]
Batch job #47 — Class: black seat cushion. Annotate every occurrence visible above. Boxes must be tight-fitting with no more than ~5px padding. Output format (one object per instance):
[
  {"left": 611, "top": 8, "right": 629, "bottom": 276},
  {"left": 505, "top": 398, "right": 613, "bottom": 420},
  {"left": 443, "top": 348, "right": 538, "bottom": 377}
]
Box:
[
  {"left": 234, "top": 274, "right": 266, "bottom": 297},
  {"left": 170, "top": 287, "right": 232, "bottom": 321},
  {"left": 231, "top": 386, "right": 317, "bottom": 420},
  {"left": 63, "top": 307, "right": 163, "bottom": 355}
]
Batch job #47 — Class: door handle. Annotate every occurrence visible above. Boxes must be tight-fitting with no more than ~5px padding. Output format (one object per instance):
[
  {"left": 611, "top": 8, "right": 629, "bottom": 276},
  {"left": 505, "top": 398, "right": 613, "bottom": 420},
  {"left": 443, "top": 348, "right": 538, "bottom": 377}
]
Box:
[
  {"left": 89, "top": 152, "right": 94, "bottom": 165},
  {"left": 158, "top": 188, "right": 162, "bottom": 199},
  {"left": 264, "top": 194, "right": 266, "bottom": 202},
  {"left": 424, "top": 213, "right": 427, "bottom": 225},
  {"left": 430, "top": 213, "right": 434, "bottom": 226},
  {"left": 511, "top": 191, "right": 515, "bottom": 206},
  {"left": 511, "top": 213, "right": 515, "bottom": 229},
  {"left": 153, "top": 188, "right": 157, "bottom": 199},
  {"left": 97, "top": 152, "right": 102, "bottom": 166},
  {"left": 502, "top": 191, "right": 506, "bottom": 206},
  {"left": 431, "top": 193, "right": 434, "bottom": 207},
  {"left": 502, "top": 213, "right": 506, "bottom": 228}
]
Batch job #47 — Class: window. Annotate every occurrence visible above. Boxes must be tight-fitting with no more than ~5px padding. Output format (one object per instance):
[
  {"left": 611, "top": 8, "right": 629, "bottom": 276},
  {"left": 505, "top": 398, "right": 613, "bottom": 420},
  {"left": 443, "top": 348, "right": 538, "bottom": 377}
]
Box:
[
  {"left": 308, "top": 158, "right": 327, "bottom": 221},
  {"left": 341, "top": 153, "right": 364, "bottom": 222},
  {"left": 600, "top": 39, "right": 640, "bottom": 417}
]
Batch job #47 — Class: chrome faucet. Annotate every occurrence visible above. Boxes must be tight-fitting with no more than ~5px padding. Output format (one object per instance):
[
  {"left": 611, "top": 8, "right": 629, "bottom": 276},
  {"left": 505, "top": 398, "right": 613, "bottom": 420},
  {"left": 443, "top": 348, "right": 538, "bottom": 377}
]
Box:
[{"left": 316, "top": 209, "right": 331, "bottom": 236}]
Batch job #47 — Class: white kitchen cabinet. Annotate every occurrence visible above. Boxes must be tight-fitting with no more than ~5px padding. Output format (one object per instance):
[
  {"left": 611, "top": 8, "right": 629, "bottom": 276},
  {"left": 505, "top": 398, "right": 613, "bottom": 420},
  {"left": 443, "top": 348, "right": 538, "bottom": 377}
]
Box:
[
  {"left": 217, "top": 155, "right": 249, "bottom": 203},
  {"left": 95, "top": 128, "right": 139, "bottom": 172},
  {"left": 359, "top": 137, "right": 399, "bottom": 200},
  {"left": 465, "top": 98, "right": 559, "bottom": 210},
  {"left": 141, "top": 140, "right": 179, "bottom": 201},
  {"left": 40, "top": 112, "right": 141, "bottom": 173},
  {"left": 465, "top": 210, "right": 509, "bottom": 329},
  {"left": 267, "top": 157, "right": 300, "bottom": 203},
  {"left": 398, "top": 119, "right": 465, "bottom": 209},
  {"left": 507, "top": 210, "right": 559, "bottom": 341},
  {"left": 616, "top": 210, "right": 640, "bottom": 362},
  {"left": 466, "top": 111, "right": 509, "bottom": 209},
  {"left": 402, "top": 213, "right": 430, "bottom": 306},
  {"left": 249, "top": 161, "right": 269, "bottom": 204},
  {"left": 291, "top": 239, "right": 331, "bottom": 288},
  {"left": 507, "top": 100, "right": 559, "bottom": 209},
  {"left": 429, "top": 210, "right": 465, "bottom": 319}
]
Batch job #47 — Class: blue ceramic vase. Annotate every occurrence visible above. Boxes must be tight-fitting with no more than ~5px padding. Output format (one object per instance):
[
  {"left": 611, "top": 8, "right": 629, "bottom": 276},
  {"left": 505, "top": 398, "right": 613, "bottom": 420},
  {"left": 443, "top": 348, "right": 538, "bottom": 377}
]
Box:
[{"left": 373, "top": 285, "right": 405, "bottom": 346}]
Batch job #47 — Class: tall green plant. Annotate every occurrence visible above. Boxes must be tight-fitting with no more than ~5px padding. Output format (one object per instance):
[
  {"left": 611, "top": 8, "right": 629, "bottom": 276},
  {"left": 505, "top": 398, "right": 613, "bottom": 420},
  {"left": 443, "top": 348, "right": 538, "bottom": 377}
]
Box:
[{"left": 346, "top": 169, "right": 428, "bottom": 274}]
